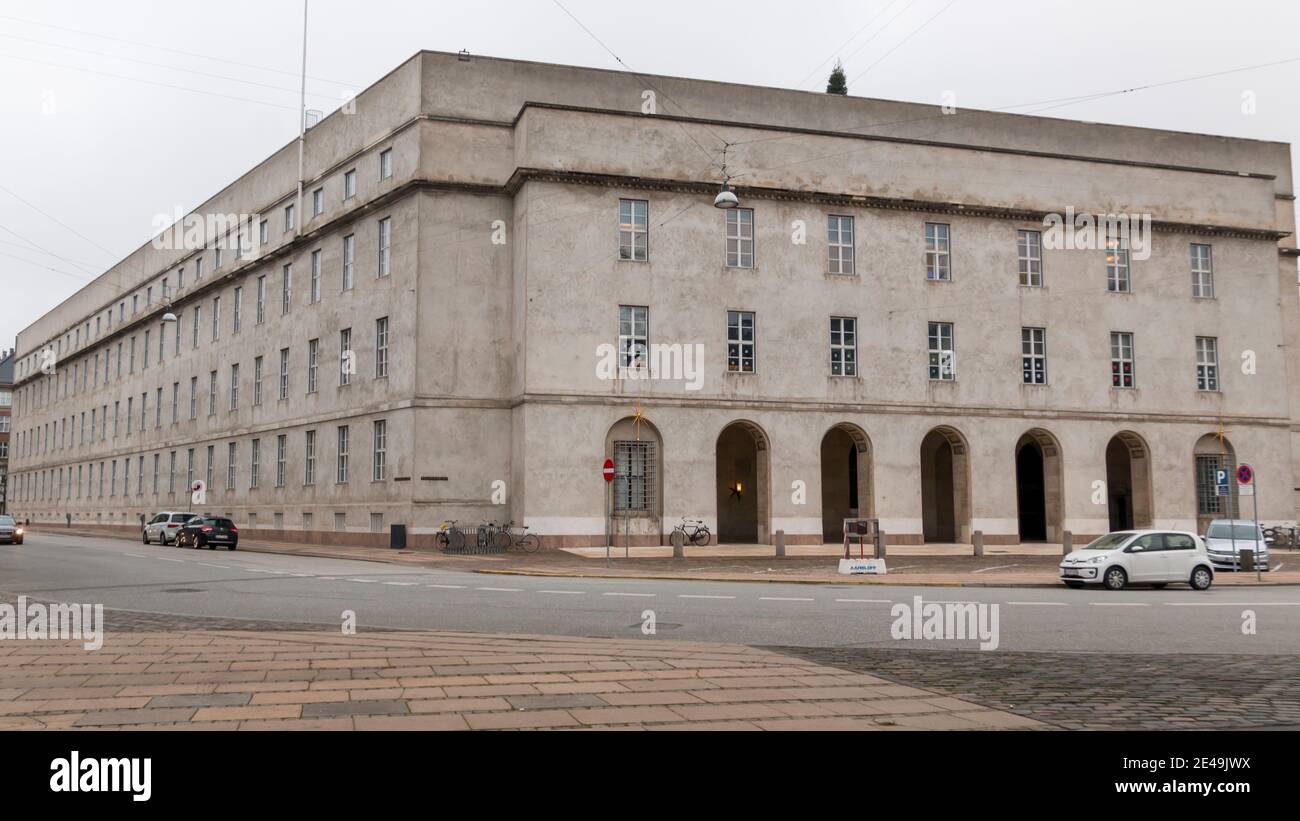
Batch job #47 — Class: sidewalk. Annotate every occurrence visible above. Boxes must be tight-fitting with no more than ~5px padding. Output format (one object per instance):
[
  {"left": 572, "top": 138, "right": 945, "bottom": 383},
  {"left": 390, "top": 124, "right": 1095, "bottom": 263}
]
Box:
[
  {"left": 31, "top": 525, "right": 1300, "bottom": 588},
  {"left": 0, "top": 629, "right": 1042, "bottom": 731}
]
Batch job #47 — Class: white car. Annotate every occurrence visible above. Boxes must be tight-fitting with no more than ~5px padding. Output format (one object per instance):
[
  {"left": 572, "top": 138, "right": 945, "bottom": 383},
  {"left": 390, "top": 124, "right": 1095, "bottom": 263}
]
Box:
[
  {"left": 1204, "top": 519, "right": 1269, "bottom": 571},
  {"left": 1059, "top": 530, "right": 1214, "bottom": 591},
  {"left": 143, "top": 511, "right": 198, "bottom": 545}
]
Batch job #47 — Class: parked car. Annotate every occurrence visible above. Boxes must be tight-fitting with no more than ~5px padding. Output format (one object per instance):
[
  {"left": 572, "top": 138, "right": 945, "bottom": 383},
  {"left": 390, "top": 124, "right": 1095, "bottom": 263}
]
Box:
[
  {"left": 1204, "top": 519, "right": 1269, "bottom": 571},
  {"left": 143, "top": 511, "right": 198, "bottom": 545},
  {"left": 176, "top": 516, "right": 239, "bottom": 550},
  {"left": 0, "top": 515, "right": 24, "bottom": 545},
  {"left": 1059, "top": 530, "right": 1213, "bottom": 591}
]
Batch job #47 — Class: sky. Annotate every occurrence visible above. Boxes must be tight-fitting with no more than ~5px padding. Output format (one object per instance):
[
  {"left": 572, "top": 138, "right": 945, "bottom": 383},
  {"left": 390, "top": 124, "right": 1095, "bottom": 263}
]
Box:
[{"left": 1, "top": 0, "right": 1297, "bottom": 350}]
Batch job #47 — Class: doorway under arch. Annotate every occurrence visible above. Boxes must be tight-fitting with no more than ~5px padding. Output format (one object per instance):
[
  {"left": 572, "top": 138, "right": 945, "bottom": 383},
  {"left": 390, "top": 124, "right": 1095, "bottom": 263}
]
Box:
[
  {"left": 1015, "top": 429, "right": 1064, "bottom": 543},
  {"left": 820, "top": 423, "right": 874, "bottom": 543},
  {"left": 715, "top": 421, "right": 771, "bottom": 544},
  {"left": 920, "top": 426, "right": 972, "bottom": 543},
  {"left": 1105, "top": 431, "right": 1153, "bottom": 531},
  {"left": 1193, "top": 432, "right": 1237, "bottom": 535}
]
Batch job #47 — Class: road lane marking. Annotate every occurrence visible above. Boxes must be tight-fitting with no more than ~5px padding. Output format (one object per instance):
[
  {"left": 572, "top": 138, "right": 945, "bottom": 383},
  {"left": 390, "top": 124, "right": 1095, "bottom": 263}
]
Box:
[
  {"left": 1007, "top": 602, "right": 1069, "bottom": 606},
  {"left": 426, "top": 584, "right": 465, "bottom": 589},
  {"left": 382, "top": 582, "right": 418, "bottom": 587},
  {"left": 602, "top": 592, "right": 655, "bottom": 598},
  {"left": 477, "top": 587, "right": 523, "bottom": 592},
  {"left": 1165, "top": 602, "right": 1300, "bottom": 607},
  {"left": 538, "top": 590, "right": 584, "bottom": 595},
  {"left": 972, "top": 564, "right": 1020, "bottom": 574},
  {"left": 760, "top": 596, "right": 815, "bottom": 602},
  {"left": 157, "top": 558, "right": 185, "bottom": 563},
  {"left": 1089, "top": 602, "right": 1149, "bottom": 606},
  {"left": 347, "top": 579, "right": 379, "bottom": 584},
  {"left": 196, "top": 562, "right": 230, "bottom": 569},
  {"left": 835, "top": 598, "right": 894, "bottom": 604},
  {"left": 678, "top": 594, "right": 735, "bottom": 600}
]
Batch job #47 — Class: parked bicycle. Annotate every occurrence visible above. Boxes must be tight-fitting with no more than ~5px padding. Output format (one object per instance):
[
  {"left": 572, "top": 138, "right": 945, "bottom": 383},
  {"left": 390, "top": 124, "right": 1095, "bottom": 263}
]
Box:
[
  {"left": 436, "top": 520, "right": 467, "bottom": 552},
  {"left": 476, "top": 521, "right": 511, "bottom": 552},
  {"left": 503, "top": 521, "right": 541, "bottom": 553},
  {"left": 673, "top": 517, "right": 712, "bottom": 547}
]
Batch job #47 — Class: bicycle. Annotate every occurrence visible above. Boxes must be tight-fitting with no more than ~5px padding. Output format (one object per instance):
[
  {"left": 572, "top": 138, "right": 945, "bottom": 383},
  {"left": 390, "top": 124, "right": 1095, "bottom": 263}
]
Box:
[
  {"left": 673, "top": 517, "right": 712, "bottom": 547},
  {"left": 477, "top": 521, "right": 510, "bottom": 552},
  {"left": 504, "top": 521, "right": 541, "bottom": 553},
  {"left": 436, "top": 520, "right": 467, "bottom": 552}
]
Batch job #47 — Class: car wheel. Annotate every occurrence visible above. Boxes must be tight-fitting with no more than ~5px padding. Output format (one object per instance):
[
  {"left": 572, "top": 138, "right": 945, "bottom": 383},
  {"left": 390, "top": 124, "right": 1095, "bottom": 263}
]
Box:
[
  {"left": 1190, "top": 566, "right": 1213, "bottom": 591},
  {"left": 142, "top": 530, "right": 149, "bottom": 544},
  {"left": 1064, "top": 581, "right": 1085, "bottom": 589},
  {"left": 1103, "top": 566, "right": 1128, "bottom": 591}
]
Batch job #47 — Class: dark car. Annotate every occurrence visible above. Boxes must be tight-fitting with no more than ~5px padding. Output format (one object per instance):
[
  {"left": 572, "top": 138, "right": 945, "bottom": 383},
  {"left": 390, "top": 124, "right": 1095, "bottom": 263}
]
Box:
[
  {"left": 0, "top": 515, "right": 24, "bottom": 545},
  {"left": 176, "top": 516, "right": 239, "bottom": 550}
]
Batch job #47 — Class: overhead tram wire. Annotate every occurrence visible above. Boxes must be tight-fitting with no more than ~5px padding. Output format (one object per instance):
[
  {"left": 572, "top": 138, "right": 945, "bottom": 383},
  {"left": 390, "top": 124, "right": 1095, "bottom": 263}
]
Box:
[
  {"left": 848, "top": 0, "right": 961, "bottom": 85},
  {"left": 791, "top": 0, "right": 905, "bottom": 90}
]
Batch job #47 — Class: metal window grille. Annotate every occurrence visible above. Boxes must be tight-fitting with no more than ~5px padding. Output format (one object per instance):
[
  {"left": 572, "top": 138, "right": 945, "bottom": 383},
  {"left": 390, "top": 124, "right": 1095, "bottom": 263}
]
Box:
[{"left": 614, "top": 441, "right": 655, "bottom": 512}]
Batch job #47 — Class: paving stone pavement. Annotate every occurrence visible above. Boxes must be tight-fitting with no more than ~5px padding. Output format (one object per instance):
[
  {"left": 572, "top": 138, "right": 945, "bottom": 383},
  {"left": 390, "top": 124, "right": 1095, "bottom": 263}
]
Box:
[{"left": 771, "top": 646, "right": 1300, "bottom": 730}]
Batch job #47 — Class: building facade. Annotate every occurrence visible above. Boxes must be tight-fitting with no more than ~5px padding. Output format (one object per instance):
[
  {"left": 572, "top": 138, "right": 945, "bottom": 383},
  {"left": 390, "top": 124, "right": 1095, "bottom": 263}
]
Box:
[
  {"left": 0, "top": 348, "right": 12, "bottom": 514},
  {"left": 7, "top": 51, "right": 1300, "bottom": 547}
]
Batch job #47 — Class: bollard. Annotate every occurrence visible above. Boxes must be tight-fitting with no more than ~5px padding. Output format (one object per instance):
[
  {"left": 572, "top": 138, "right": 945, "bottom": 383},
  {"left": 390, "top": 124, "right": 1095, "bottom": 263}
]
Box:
[
  {"left": 973, "top": 530, "right": 984, "bottom": 557},
  {"left": 671, "top": 528, "right": 685, "bottom": 559},
  {"left": 874, "top": 528, "right": 887, "bottom": 559},
  {"left": 1062, "top": 530, "right": 1073, "bottom": 556},
  {"left": 774, "top": 529, "right": 786, "bottom": 558}
]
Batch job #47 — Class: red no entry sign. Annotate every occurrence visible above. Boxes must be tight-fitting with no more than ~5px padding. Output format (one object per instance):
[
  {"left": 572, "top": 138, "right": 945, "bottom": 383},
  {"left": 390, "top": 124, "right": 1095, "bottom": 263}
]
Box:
[
  {"left": 1236, "top": 464, "right": 1254, "bottom": 486},
  {"left": 602, "top": 458, "right": 615, "bottom": 482}
]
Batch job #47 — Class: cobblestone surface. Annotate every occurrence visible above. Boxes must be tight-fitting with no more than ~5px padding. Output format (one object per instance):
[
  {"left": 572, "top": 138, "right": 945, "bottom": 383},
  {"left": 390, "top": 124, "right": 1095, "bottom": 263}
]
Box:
[{"left": 770, "top": 646, "right": 1300, "bottom": 730}]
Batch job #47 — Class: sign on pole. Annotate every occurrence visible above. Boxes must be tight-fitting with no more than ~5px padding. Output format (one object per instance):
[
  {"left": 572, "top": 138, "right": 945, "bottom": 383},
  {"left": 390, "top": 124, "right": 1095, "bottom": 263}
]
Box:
[
  {"left": 1215, "top": 469, "right": 1230, "bottom": 497},
  {"left": 602, "top": 458, "right": 615, "bottom": 483},
  {"left": 1236, "top": 464, "right": 1254, "bottom": 486}
]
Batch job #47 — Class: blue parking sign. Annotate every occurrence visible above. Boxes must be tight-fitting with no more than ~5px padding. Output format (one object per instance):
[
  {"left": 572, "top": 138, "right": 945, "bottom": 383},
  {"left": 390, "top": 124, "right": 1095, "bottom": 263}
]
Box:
[{"left": 1215, "top": 469, "right": 1230, "bottom": 497}]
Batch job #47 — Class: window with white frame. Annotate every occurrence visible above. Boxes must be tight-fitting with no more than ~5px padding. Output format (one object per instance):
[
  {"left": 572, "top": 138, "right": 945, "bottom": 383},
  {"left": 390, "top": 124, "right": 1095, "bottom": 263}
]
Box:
[
  {"left": 188, "top": 377, "right": 197, "bottom": 419},
  {"left": 830, "top": 316, "right": 857, "bottom": 377},
  {"left": 372, "top": 420, "right": 387, "bottom": 481},
  {"left": 284, "top": 203, "right": 295, "bottom": 232},
  {"left": 725, "top": 208, "right": 754, "bottom": 268},
  {"left": 336, "top": 426, "right": 349, "bottom": 483},
  {"left": 375, "top": 318, "right": 389, "bottom": 378},
  {"left": 618, "top": 305, "right": 648, "bottom": 372},
  {"left": 310, "top": 249, "right": 321, "bottom": 303},
  {"left": 1017, "top": 230, "right": 1043, "bottom": 287},
  {"left": 378, "top": 217, "right": 391, "bottom": 277},
  {"left": 229, "top": 363, "right": 239, "bottom": 410},
  {"left": 312, "top": 188, "right": 323, "bottom": 216},
  {"left": 191, "top": 305, "right": 201, "bottom": 349},
  {"left": 256, "top": 275, "right": 266, "bottom": 324},
  {"left": 259, "top": 219, "right": 268, "bottom": 246},
  {"left": 925, "top": 222, "right": 951, "bottom": 280},
  {"left": 250, "top": 439, "right": 260, "bottom": 488},
  {"left": 253, "top": 356, "right": 263, "bottom": 406},
  {"left": 1191, "top": 243, "right": 1214, "bottom": 298},
  {"left": 1110, "top": 332, "right": 1134, "bottom": 388},
  {"left": 727, "top": 311, "right": 755, "bottom": 373},
  {"left": 227, "top": 442, "right": 236, "bottom": 490},
  {"left": 342, "top": 235, "right": 355, "bottom": 290},
  {"left": 828, "top": 215, "right": 854, "bottom": 275},
  {"left": 1106, "top": 237, "right": 1131, "bottom": 293},
  {"left": 186, "top": 448, "right": 194, "bottom": 489},
  {"left": 618, "top": 199, "right": 648, "bottom": 261},
  {"left": 307, "top": 339, "right": 319, "bottom": 393},
  {"left": 211, "top": 296, "right": 221, "bottom": 341},
  {"left": 928, "top": 321, "right": 956, "bottom": 380},
  {"left": 281, "top": 264, "right": 292, "bottom": 314},
  {"left": 1196, "top": 336, "right": 1219, "bottom": 391},
  {"left": 207, "top": 370, "right": 217, "bottom": 416},
  {"left": 1021, "top": 327, "right": 1046, "bottom": 385},
  {"left": 278, "top": 348, "right": 289, "bottom": 400},
  {"left": 339, "top": 328, "right": 352, "bottom": 386},
  {"left": 233, "top": 286, "right": 242, "bottom": 331},
  {"left": 304, "top": 430, "right": 316, "bottom": 485},
  {"left": 275, "top": 435, "right": 286, "bottom": 487},
  {"left": 214, "top": 247, "right": 222, "bottom": 269},
  {"left": 205, "top": 445, "right": 214, "bottom": 491},
  {"left": 379, "top": 148, "right": 392, "bottom": 180},
  {"left": 344, "top": 169, "right": 356, "bottom": 199}
]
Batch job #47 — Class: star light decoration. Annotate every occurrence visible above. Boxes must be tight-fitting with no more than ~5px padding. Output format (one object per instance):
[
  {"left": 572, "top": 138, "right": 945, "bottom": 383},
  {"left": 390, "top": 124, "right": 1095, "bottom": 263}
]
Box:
[{"left": 631, "top": 406, "right": 645, "bottom": 441}]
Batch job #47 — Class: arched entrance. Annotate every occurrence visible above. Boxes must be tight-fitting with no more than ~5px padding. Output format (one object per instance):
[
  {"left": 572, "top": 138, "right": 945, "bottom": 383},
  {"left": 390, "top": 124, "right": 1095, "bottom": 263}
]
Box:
[
  {"left": 1015, "top": 429, "right": 1064, "bottom": 543},
  {"left": 1194, "top": 432, "right": 1236, "bottom": 535},
  {"left": 604, "top": 415, "right": 663, "bottom": 545},
  {"left": 1105, "top": 431, "right": 1153, "bottom": 531},
  {"left": 920, "top": 426, "right": 972, "bottom": 543},
  {"left": 715, "top": 421, "right": 771, "bottom": 544},
  {"left": 820, "top": 423, "right": 873, "bottom": 543}
]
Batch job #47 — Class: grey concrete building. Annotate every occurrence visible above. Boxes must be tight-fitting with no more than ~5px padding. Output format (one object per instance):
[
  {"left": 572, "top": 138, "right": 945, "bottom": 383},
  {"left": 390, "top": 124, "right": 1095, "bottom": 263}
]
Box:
[
  {"left": 7, "top": 51, "right": 1300, "bottom": 547},
  {"left": 0, "top": 348, "right": 12, "bottom": 514}
]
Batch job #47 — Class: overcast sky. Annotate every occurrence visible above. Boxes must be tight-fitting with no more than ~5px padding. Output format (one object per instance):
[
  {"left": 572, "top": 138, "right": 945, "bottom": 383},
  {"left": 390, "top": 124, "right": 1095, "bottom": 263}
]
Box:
[{"left": 1, "top": 0, "right": 1297, "bottom": 350}]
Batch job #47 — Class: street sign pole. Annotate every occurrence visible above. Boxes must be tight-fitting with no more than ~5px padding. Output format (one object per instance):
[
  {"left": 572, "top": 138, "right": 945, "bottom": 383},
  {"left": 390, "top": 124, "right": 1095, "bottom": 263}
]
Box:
[{"left": 1254, "top": 485, "right": 1261, "bottom": 583}]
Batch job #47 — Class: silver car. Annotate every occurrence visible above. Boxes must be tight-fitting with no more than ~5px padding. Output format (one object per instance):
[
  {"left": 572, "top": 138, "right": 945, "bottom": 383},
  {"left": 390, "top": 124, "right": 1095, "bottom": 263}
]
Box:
[
  {"left": 1204, "top": 519, "right": 1269, "bottom": 571},
  {"left": 0, "top": 515, "right": 24, "bottom": 545},
  {"left": 143, "top": 511, "right": 197, "bottom": 545}
]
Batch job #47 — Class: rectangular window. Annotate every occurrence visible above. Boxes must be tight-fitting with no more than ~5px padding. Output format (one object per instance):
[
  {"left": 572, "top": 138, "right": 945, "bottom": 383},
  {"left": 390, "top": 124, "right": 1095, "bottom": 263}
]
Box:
[
  {"left": 727, "top": 310, "right": 755, "bottom": 373},
  {"left": 259, "top": 219, "right": 268, "bottom": 246},
  {"left": 1111, "top": 332, "right": 1135, "bottom": 389},
  {"left": 278, "top": 348, "right": 289, "bottom": 399},
  {"left": 304, "top": 430, "right": 317, "bottom": 485},
  {"left": 192, "top": 305, "right": 201, "bottom": 349},
  {"left": 307, "top": 339, "right": 319, "bottom": 393},
  {"left": 155, "top": 387, "right": 162, "bottom": 427},
  {"left": 174, "top": 313, "right": 182, "bottom": 355},
  {"left": 1196, "top": 336, "right": 1219, "bottom": 391},
  {"left": 372, "top": 420, "right": 387, "bottom": 481},
  {"left": 227, "top": 442, "right": 236, "bottom": 490},
  {"left": 618, "top": 305, "right": 649, "bottom": 373},
  {"left": 275, "top": 435, "right": 286, "bottom": 487},
  {"left": 725, "top": 208, "right": 754, "bottom": 268},
  {"left": 212, "top": 296, "right": 221, "bottom": 341},
  {"left": 830, "top": 316, "right": 857, "bottom": 377},
  {"left": 618, "top": 199, "right": 648, "bottom": 261},
  {"left": 1192, "top": 243, "right": 1214, "bottom": 298},
  {"left": 1021, "top": 327, "right": 1047, "bottom": 385},
  {"left": 928, "top": 321, "right": 956, "bottom": 380},
  {"left": 1106, "top": 237, "right": 1131, "bottom": 293},
  {"left": 186, "top": 448, "right": 195, "bottom": 489},
  {"left": 312, "top": 187, "right": 323, "bottom": 216},
  {"left": 375, "top": 318, "right": 389, "bottom": 378},
  {"left": 1017, "top": 229, "right": 1043, "bottom": 287},
  {"left": 339, "top": 328, "right": 352, "bottom": 386},
  {"left": 281, "top": 264, "right": 292, "bottom": 314},
  {"left": 1196, "top": 454, "right": 1232, "bottom": 515},
  {"left": 168, "top": 451, "right": 176, "bottom": 493},
  {"left": 229, "top": 363, "right": 240, "bottom": 410},
  {"left": 189, "top": 377, "right": 197, "bottom": 419},
  {"left": 828, "top": 215, "right": 855, "bottom": 275},
  {"left": 205, "top": 444, "right": 214, "bottom": 491},
  {"left": 256, "top": 275, "right": 266, "bottom": 324},
  {"left": 336, "top": 426, "right": 349, "bottom": 483},
  {"left": 171, "top": 382, "right": 179, "bottom": 424},
  {"left": 379, "top": 148, "right": 392, "bottom": 180},
  {"left": 344, "top": 168, "right": 356, "bottom": 199},
  {"left": 342, "top": 235, "right": 355, "bottom": 290},
  {"left": 129, "top": 336, "right": 136, "bottom": 373},
  {"left": 233, "top": 286, "right": 243, "bottom": 331},
  {"left": 310, "top": 249, "right": 321, "bottom": 303},
  {"left": 284, "top": 203, "right": 296, "bottom": 232},
  {"left": 925, "top": 222, "right": 951, "bottom": 281},
  {"left": 208, "top": 370, "right": 218, "bottom": 416},
  {"left": 143, "top": 330, "right": 150, "bottom": 369},
  {"left": 378, "top": 217, "right": 391, "bottom": 277},
  {"left": 253, "top": 356, "right": 264, "bottom": 405},
  {"left": 213, "top": 247, "right": 222, "bottom": 270},
  {"left": 614, "top": 440, "right": 654, "bottom": 512},
  {"left": 250, "top": 439, "right": 261, "bottom": 489}
]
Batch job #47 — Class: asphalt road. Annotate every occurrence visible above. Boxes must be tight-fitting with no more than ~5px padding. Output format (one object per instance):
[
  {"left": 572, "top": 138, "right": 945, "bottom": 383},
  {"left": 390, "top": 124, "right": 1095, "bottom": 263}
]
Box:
[{"left": 3, "top": 531, "right": 1299, "bottom": 654}]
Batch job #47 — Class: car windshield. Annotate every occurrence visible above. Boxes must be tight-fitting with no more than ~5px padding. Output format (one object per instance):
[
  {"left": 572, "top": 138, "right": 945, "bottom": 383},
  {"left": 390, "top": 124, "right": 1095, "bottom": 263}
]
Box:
[
  {"left": 0, "top": 516, "right": 14, "bottom": 526},
  {"left": 1084, "top": 533, "right": 1132, "bottom": 551},
  {"left": 1207, "top": 523, "right": 1262, "bottom": 541}
]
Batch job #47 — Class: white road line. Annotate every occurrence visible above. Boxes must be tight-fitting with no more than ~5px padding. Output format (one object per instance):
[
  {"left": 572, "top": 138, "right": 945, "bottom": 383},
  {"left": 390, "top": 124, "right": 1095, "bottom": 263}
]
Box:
[
  {"left": 196, "top": 562, "right": 229, "bottom": 569},
  {"left": 972, "top": 564, "right": 1020, "bottom": 574},
  {"left": 426, "top": 584, "right": 465, "bottom": 589},
  {"left": 477, "top": 587, "right": 523, "bottom": 593},
  {"left": 157, "top": 558, "right": 185, "bottom": 563},
  {"left": 1273, "top": 563, "right": 1285, "bottom": 572},
  {"left": 382, "top": 582, "right": 418, "bottom": 587},
  {"left": 1007, "top": 601, "right": 1070, "bottom": 606},
  {"left": 835, "top": 598, "right": 894, "bottom": 604},
  {"left": 1165, "top": 602, "right": 1300, "bottom": 607},
  {"left": 125, "top": 553, "right": 148, "bottom": 559},
  {"left": 678, "top": 594, "right": 735, "bottom": 600},
  {"left": 760, "top": 596, "right": 815, "bottom": 602},
  {"left": 538, "top": 590, "right": 585, "bottom": 595},
  {"left": 1089, "top": 602, "right": 1149, "bottom": 607},
  {"left": 347, "top": 578, "right": 379, "bottom": 584},
  {"left": 289, "top": 573, "right": 312, "bottom": 578},
  {"left": 602, "top": 592, "right": 655, "bottom": 598}
]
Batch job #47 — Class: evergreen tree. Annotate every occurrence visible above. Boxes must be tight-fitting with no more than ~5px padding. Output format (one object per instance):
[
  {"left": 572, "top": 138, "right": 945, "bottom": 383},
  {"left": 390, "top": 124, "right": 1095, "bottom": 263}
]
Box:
[{"left": 826, "top": 61, "right": 848, "bottom": 95}]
